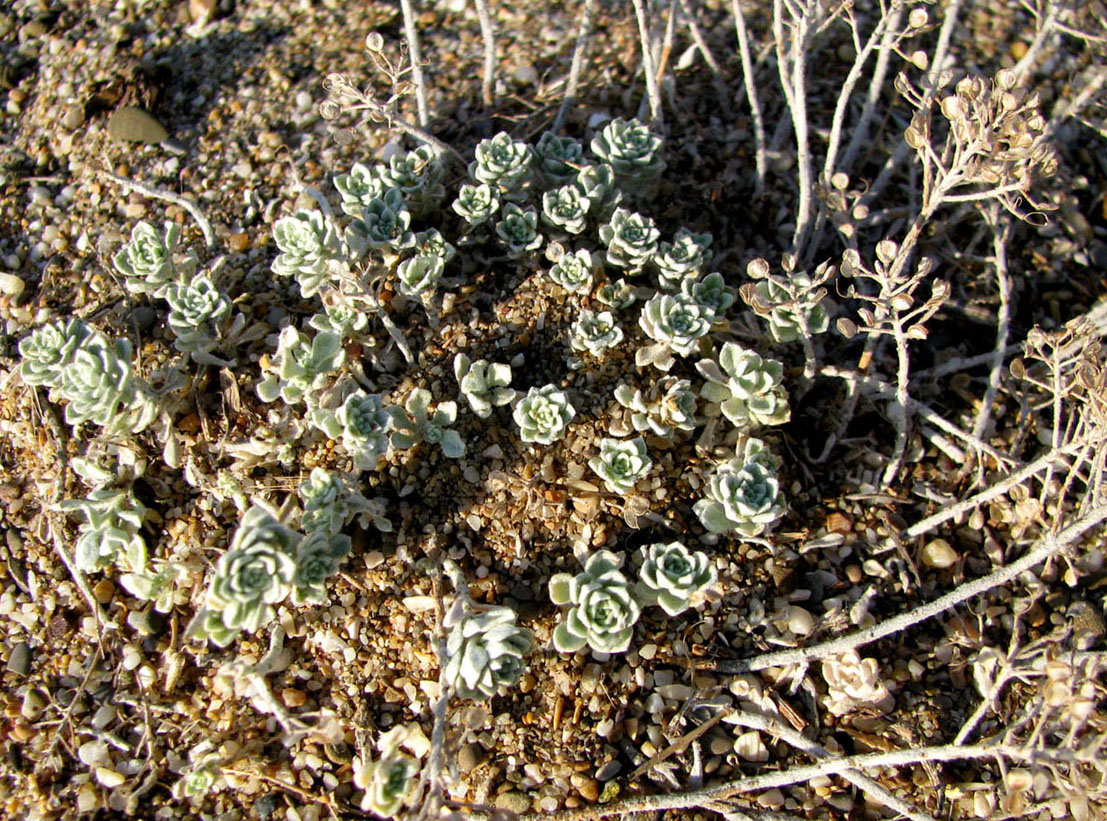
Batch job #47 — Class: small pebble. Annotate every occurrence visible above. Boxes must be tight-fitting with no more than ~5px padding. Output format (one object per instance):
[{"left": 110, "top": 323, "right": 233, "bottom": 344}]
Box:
[
  {"left": 107, "top": 107, "right": 168, "bottom": 144},
  {"left": 6, "top": 641, "right": 30, "bottom": 675},
  {"left": 0, "top": 272, "right": 25, "bottom": 296},
  {"left": 228, "top": 232, "right": 250, "bottom": 253},
  {"left": 21, "top": 689, "right": 47, "bottom": 721},
  {"left": 79, "top": 740, "right": 111, "bottom": 767},
  {"left": 493, "top": 791, "right": 531, "bottom": 814},
  {"left": 95, "top": 767, "right": 126, "bottom": 789},
  {"left": 281, "top": 688, "right": 307, "bottom": 708},
  {"left": 595, "top": 760, "right": 621, "bottom": 781},
  {"left": 457, "top": 743, "right": 483, "bottom": 773},
  {"left": 92, "top": 580, "right": 115, "bottom": 604},
  {"left": 577, "top": 778, "right": 600, "bottom": 801},
  {"left": 921, "top": 538, "right": 958, "bottom": 569}
]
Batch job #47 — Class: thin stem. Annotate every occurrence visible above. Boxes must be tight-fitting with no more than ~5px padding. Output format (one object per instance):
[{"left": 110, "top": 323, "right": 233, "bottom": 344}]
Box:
[
  {"left": 100, "top": 169, "right": 215, "bottom": 250},
  {"left": 729, "top": 711, "right": 937, "bottom": 821},
  {"left": 773, "top": 0, "right": 814, "bottom": 255},
  {"left": 881, "top": 313, "right": 912, "bottom": 488},
  {"left": 399, "top": 0, "right": 430, "bottom": 127},
  {"left": 678, "top": 0, "right": 732, "bottom": 115},
  {"left": 710, "top": 500, "right": 1107, "bottom": 675},
  {"left": 632, "top": 0, "right": 665, "bottom": 127},
  {"left": 970, "top": 211, "right": 1012, "bottom": 444},
  {"left": 732, "top": 0, "right": 767, "bottom": 193},
  {"left": 553, "top": 0, "right": 596, "bottom": 134},
  {"left": 1011, "top": 2, "right": 1060, "bottom": 84},
  {"left": 473, "top": 0, "right": 497, "bottom": 108}
]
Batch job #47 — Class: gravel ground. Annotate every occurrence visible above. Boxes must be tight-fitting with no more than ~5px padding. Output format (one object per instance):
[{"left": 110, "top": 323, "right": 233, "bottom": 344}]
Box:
[{"left": 1, "top": 0, "right": 1106, "bottom": 819}]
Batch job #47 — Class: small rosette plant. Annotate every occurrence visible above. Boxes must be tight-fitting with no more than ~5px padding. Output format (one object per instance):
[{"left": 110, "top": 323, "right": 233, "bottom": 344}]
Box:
[
  {"left": 694, "top": 446, "right": 785, "bottom": 537},
  {"left": 494, "top": 203, "right": 542, "bottom": 258},
  {"left": 291, "top": 529, "right": 352, "bottom": 606},
  {"left": 354, "top": 755, "right": 418, "bottom": 819},
  {"left": 534, "top": 131, "right": 584, "bottom": 187},
  {"left": 590, "top": 117, "right": 665, "bottom": 195},
  {"left": 542, "top": 184, "right": 591, "bottom": 235},
  {"left": 470, "top": 131, "right": 533, "bottom": 194},
  {"left": 636, "top": 541, "right": 716, "bottom": 616},
  {"left": 61, "top": 487, "right": 148, "bottom": 575},
  {"left": 589, "top": 437, "right": 651, "bottom": 495},
  {"left": 346, "top": 188, "right": 416, "bottom": 255},
  {"left": 638, "top": 293, "right": 713, "bottom": 369},
  {"left": 614, "top": 377, "right": 697, "bottom": 436},
  {"left": 452, "top": 182, "right": 499, "bottom": 226},
  {"left": 113, "top": 220, "right": 196, "bottom": 297},
  {"left": 654, "top": 228, "right": 712, "bottom": 289},
  {"left": 600, "top": 207, "right": 659, "bottom": 272},
  {"left": 442, "top": 606, "right": 536, "bottom": 699},
  {"left": 334, "top": 162, "right": 386, "bottom": 216},
  {"left": 57, "top": 336, "right": 158, "bottom": 436},
  {"left": 697, "top": 342, "right": 791, "bottom": 429},
  {"left": 19, "top": 318, "right": 97, "bottom": 388},
  {"left": 377, "top": 145, "right": 445, "bottom": 217},
  {"left": 683, "top": 271, "right": 736, "bottom": 319},
  {"left": 454, "top": 354, "right": 515, "bottom": 418},
  {"left": 186, "top": 505, "right": 299, "bottom": 647},
  {"left": 271, "top": 211, "right": 340, "bottom": 295},
  {"left": 549, "top": 550, "right": 642, "bottom": 654},
  {"left": 164, "top": 275, "right": 232, "bottom": 359},
  {"left": 387, "top": 388, "right": 466, "bottom": 458},
  {"left": 256, "top": 327, "right": 345, "bottom": 406},
  {"left": 333, "top": 391, "right": 393, "bottom": 470},
  {"left": 513, "top": 384, "right": 576, "bottom": 444},
  {"left": 548, "top": 248, "right": 595, "bottom": 294},
  {"left": 570, "top": 309, "right": 623, "bottom": 358}
]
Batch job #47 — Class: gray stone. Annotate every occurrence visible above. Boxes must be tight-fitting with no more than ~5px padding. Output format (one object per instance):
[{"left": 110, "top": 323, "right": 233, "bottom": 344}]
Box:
[
  {"left": 6, "top": 641, "right": 30, "bottom": 676},
  {"left": 107, "top": 107, "right": 168, "bottom": 145},
  {"left": 493, "top": 791, "right": 531, "bottom": 814}
]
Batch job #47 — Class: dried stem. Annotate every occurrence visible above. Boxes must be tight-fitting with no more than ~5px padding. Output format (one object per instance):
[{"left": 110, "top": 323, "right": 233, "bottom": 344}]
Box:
[
  {"left": 553, "top": 0, "right": 596, "bottom": 133},
  {"left": 473, "top": 0, "right": 497, "bottom": 107},
  {"left": 399, "top": 0, "right": 430, "bottom": 127},
  {"left": 100, "top": 169, "right": 215, "bottom": 250},
  {"left": 731, "top": 0, "right": 767, "bottom": 194},
  {"left": 710, "top": 500, "right": 1107, "bottom": 675},
  {"left": 631, "top": 0, "right": 665, "bottom": 127}
]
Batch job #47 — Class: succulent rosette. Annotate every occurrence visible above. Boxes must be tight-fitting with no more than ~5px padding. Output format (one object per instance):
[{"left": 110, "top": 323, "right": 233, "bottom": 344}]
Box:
[
  {"left": 590, "top": 117, "right": 665, "bottom": 194},
  {"left": 513, "top": 384, "right": 576, "bottom": 444},
  {"left": 636, "top": 541, "right": 717, "bottom": 616},
  {"left": 548, "top": 248, "right": 595, "bottom": 293},
  {"left": 698, "top": 342, "right": 791, "bottom": 428},
  {"left": 570, "top": 309, "right": 624, "bottom": 357},
  {"left": 549, "top": 550, "right": 642, "bottom": 654},
  {"left": 589, "top": 437, "right": 652, "bottom": 495},
  {"left": 291, "top": 529, "right": 351, "bottom": 606},
  {"left": 451, "top": 182, "right": 500, "bottom": 225},
  {"left": 112, "top": 220, "right": 189, "bottom": 297},
  {"left": 443, "top": 606, "right": 536, "bottom": 699},
  {"left": 600, "top": 207, "right": 660, "bottom": 272},
  {"left": 470, "top": 131, "right": 534, "bottom": 193},
  {"left": 271, "top": 210, "right": 340, "bottom": 285},
  {"left": 454, "top": 354, "right": 516, "bottom": 418},
  {"left": 694, "top": 457, "right": 785, "bottom": 537},
  {"left": 19, "top": 318, "right": 98, "bottom": 388},
  {"left": 639, "top": 293, "right": 713, "bottom": 356}
]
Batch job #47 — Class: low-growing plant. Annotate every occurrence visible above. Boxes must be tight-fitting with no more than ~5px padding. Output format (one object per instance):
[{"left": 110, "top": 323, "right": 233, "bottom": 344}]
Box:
[
  {"left": 589, "top": 436, "right": 652, "bottom": 495},
  {"left": 453, "top": 353, "right": 516, "bottom": 418},
  {"left": 636, "top": 541, "right": 717, "bottom": 616},
  {"left": 697, "top": 342, "right": 791, "bottom": 429},
  {"left": 694, "top": 439, "right": 785, "bottom": 537},
  {"left": 513, "top": 384, "right": 576, "bottom": 444},
  {"left": 549, "top": 550, "right": 642, "bottom": 655},
  {"left": 442, "top": 605, "right": 536, "bottom": 699},
  {"left": 113, "top": 220, "right": 197, "bottom": 297},
  {"left": 614, "top": 377, "right": 698, "bottom": 436},
  {"left": 569, "top": 309, "right": 623, "bottom": 358},
  {"left": 387, "top": 387, "right": 466, "bottom": 458}
]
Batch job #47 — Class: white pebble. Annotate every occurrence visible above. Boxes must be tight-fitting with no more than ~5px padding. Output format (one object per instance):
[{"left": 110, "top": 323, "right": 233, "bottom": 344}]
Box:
[{"left": 0, "top": 272, "right": 25, "bottom": 296}]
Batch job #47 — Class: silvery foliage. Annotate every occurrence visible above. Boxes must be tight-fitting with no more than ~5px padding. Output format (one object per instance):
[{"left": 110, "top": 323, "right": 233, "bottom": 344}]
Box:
[
  {"left": 654, "top": 228, "right": 712, "bottom": 289},
  {"left": 614, "top": 377, "right": 697, "bottom": 436},
  {"left": 590, "top": 117, "right": 665, "bottom": 195},
  {"left": 271, "top": 210, "right": 341, "bottom": 297},
  {"left": 376, "top": 145, "right": 446, "bottom": 217},
  {"left": 821, "top": 650, "right": 893, "bottom": 716},
  {"left": 636, "top": 541, "right": 717, "bottom": 616},
  {"left": 300, "top": 466, "right": 393, "bottom": 535},
  {"left": 470, "top": 131, "right": 534, "bottom": 195},
  {"left": 549, "top": 550, "right": 642, "bottom": 655},
  {"left": 354, "top": 755, "right": 417, "bottom": 818},
  {"left": 414, "top": 228, "right": 456, "bottom": 266},
  {"left": 51, "top": 331, "right": 158, "bottom": 436},
  {"left": 570, "top": 309, "right": 623, "bottom": 357},
  {"left": 60, "top": 487, "right": 148, "bottom": 575},
  {"left": 396, "top": 254, "right": 445, "bottom": 299},
  {"left": 743, "top": 256, "right": 831, "bottom": 343},
  {"left": 387, "top": 388, "right": 466, "bottom": 458},
  {"left": 595, "top": 277, "right": 636, "bottom": 310},
  {"left": 697, "top": 342, "right": 791, "bottom": 429},
  {"left": 164, "top": 274, "right": 232, "bottom": 359},
  {"left": 451, "top": 183, "right": 500, "bottom": 226},
  {"left": 638, "top": 292, "right": 713, "bottom": 370},
  {"left": 112, "top": 220, "right": 197, "bottom": 298},
  {"left": 291, "top": 528, "right": 352, "bottom": 606},
  {"left": 682, "top": 271, "right": 736, "bottom": 319},
  {"left": 494, "top": 203, "right": 542, "bottom": 258},
  {"left": 600, "top": 207, "right": 660, "bottom": 273},
  {"left": 256, "top": 327, "right": 345, "bottom": 406},
  {"left": 331, "top": 390, "right": 393, "bottom": 470},
  {"left": 346, "top": 188, "right": 416, "bottom": 255},
  {"left": 694, "top": 438, "right": 785, "bottom": 537},
  {"left": 187, "top": 505, "right": 300, "bottom": 647},
  {"left": 308, "top": 296, "right": 370, "bottom": 339},
  {"left": 534, "top": 131, "right": 584, "bottom": 187},
  {"left": 19, "top": 318, "right": 96, "bottom": 388},
  {"left": 442, "top": 604, "right": 536, "bottom": 699},
  {"left": 548, "top": 248, "right": 595, "bottom": 294},
  {"left": 334, "top": 162, "right": 387, "bottom": 216},
  {"left": 589, "top": 436, "right": 652, "bottom": 495},
  {"left": 120, "top": 558, "right": 188, "bottom": 614},
  {"left": 573, "top": 163, "right": 622, "bottom": 221},
  {"left": 454, "top": 354, "right": 515, "bottom": 418},
  {"left": 173, "top": 751, "right": 224, "bottom": 801},
  {"left": 541, "top": 184, "right": 591, "bottom": 235},
  {"left": 513, "top": 384, "right": 576, "bottom": 445}
]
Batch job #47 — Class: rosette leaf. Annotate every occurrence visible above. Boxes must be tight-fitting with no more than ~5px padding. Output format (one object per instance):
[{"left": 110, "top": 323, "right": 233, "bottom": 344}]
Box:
[
  {"left": 599, "top": 207, "right": 659, "bottom": 272},
  {"left": 512, "top": 384, "right": 576, "bottom": 444},
  {"left": 549, "top": 550, "right": 642, "bottom": 654},
  {"left": 636, "top": 541, "right": 716, "bottom": 616},
  {"left": 589, "top": 437, "right": 651, "bottom": 495},
  {"left": 443, "top": 606, "right": 535, "bottom": 699}
]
